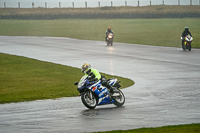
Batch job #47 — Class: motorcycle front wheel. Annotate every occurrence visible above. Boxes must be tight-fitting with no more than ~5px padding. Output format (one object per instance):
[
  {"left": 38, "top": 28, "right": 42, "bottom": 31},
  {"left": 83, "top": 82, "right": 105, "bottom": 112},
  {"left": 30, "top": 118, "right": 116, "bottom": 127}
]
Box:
[
  {"left": 113, "top": 89, "right": 125, "bottom": 107},
  {"left": 81, "top": 91, "right": 97, "bottom": 109},
  {"left": 188, "top": 43, "right": 191, "bottom": 51},
  {"left": 107, "top": 40, "right": 110, "bottom": 46},
  {"left": 111, "top": 38, "right": 113, "bottom": 46}
]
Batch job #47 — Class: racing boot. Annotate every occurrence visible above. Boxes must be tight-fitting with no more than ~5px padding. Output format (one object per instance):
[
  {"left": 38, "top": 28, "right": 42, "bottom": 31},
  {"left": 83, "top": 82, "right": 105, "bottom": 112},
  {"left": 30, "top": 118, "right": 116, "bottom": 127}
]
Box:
[
  {"left": 109, "top": 87, "right": 120, "bottom": 97},
  {"left": 182, "top": 41, "right": 186, "bottom": 51}
]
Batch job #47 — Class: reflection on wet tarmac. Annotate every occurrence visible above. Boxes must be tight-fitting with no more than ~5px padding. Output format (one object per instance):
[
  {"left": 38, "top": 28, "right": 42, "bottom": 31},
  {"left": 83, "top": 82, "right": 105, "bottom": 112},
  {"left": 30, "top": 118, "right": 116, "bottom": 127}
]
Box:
[
  {"left": 0, "top": 36, "right": 200, "bottom": 133},
  {"left": 81, "top": 106, "right": 125, "bottom": 117}
]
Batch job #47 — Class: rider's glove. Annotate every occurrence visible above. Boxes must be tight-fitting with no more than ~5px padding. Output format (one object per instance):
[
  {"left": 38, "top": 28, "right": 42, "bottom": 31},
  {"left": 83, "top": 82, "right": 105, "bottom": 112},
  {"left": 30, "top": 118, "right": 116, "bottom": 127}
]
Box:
[
  {"left": 93, "top": 78, "right": 98, "bottom": 81},
  {"left": 89, "top": 78, "right": 98, "bottom": 82}
]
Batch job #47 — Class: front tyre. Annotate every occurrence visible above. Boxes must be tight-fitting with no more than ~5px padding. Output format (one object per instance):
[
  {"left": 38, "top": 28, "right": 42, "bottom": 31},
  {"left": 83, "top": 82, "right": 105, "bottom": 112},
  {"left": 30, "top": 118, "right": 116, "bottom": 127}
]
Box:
[
  {"left": 113, "top": 89, "right": 125, "bottom": 107},
  {"left": 188, "top": 43, "right": 191, "bottom": 51},
  {"left": 81, "top": 91, "right": 97, "bottom": 109},
  {"left": 111, "top": 38, "right": 113, "bottom": 46},
  {"left": 107, "top": 39, "right": 110, "bottom": 46}
]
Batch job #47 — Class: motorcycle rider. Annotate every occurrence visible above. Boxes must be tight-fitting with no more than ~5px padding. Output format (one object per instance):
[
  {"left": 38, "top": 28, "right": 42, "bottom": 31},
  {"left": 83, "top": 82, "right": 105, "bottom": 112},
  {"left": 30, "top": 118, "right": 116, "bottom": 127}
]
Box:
[
  {"left": 81, "top": 63, "right": 118, "bottom": 94},
  {"left": 182, "top": 27, "right": 192, "bottom": 49},
  {"left": 81, "top": 63, "right": 101, "bottom": 82},
  {"left": 105, "top": 27, "right": 114, "bottom": 41}
]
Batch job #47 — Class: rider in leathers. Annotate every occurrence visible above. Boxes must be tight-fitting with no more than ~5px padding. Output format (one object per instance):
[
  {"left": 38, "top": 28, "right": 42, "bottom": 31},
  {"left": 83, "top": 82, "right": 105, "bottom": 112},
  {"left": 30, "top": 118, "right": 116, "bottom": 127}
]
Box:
[
  {"left": 181, "top": 27, "right": 192, "bottom": 48},
  {"left": 81, "top": 63, "right": 118, "bottom": 94},
  {"left": 105, "top": 27, "right": 114, "bottom": 41}
]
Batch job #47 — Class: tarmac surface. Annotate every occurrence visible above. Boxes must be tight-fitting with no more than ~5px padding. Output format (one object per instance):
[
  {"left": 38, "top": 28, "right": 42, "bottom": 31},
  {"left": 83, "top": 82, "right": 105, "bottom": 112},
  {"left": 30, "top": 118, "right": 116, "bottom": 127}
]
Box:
[{"left": 0, "top": 36, "right": 200, "bottom": 133}]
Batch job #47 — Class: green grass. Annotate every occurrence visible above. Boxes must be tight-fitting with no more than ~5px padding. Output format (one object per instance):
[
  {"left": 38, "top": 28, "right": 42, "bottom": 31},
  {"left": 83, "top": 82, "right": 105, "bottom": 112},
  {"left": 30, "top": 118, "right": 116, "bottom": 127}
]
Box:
[
  {"left": 0, "top": 53, "right": 134, "bottom": 104},
  {"left": 0, "top": 19, "right": 199, "bottom": 48},
  {"left": 93, "top": 123, "right": 200, "bottom": 133}
]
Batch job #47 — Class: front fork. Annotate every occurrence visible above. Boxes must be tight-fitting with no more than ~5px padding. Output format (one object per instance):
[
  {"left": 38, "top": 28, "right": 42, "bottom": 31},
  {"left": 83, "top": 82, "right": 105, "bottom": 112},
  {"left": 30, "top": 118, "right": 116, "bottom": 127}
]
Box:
[
  {"left": 80, "top": 91, "right": 92, "bottom": 99},
  {"left": 82, "top": 91, "right": 93, "bottom": 100},
  {"left": 88, "top": 91, "right": 93, "bottom": 100}
]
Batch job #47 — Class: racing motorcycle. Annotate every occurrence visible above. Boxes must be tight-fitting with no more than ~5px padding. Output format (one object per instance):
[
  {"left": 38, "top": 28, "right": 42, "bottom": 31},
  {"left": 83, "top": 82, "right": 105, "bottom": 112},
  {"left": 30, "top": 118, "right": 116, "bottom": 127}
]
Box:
[
  {"left": 74, "top": 73, "right": 125, "bottom": 109},
  {"left": 181, "top": 35, "right": 193, "bottom": 51},
  {"left": 106, "top": 33, "right": 114, "bottom": 46}
]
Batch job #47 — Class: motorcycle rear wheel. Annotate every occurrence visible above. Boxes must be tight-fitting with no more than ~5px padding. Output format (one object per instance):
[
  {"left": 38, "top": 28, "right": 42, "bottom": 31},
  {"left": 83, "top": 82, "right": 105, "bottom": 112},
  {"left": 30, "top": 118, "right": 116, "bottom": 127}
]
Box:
[
  {"left": 81, "top": 92, "right": 97, "bottom": 109},
  {"left": 113, "top": 89, "right": 125, "bottom": 107}
]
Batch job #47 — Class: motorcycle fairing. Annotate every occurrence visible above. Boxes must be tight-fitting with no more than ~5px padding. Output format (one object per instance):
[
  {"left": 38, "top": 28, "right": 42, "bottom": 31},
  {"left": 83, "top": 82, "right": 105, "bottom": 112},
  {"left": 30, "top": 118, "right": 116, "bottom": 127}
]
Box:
[
  {"left": 89, "top": 80, "right": 114, "bottom": 105},
  {"left": 185, "top": 35, "right": 193, "bottom": 41},
  {"left": 77, "top": 76, "right": 95, "bottom": 93},
  {"left": 184, "top": 35, "right": 193, "bottom": 46},
  {"left": 77, "top": 75, "right": 115, "bottom": 106},
  {"left": 108, "top": 78, "right": 117, "bottom": 86},
  {"left": 107, "top": 33, "right": 113, "bottom": 41},
  {"left": 108, "top": 33, "right": 113, "bottom": 39}
]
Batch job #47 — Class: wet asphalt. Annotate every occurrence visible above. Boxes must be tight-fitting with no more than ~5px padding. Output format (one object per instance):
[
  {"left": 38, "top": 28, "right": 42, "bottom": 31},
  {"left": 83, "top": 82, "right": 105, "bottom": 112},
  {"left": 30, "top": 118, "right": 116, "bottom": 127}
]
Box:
[{"left": 0, "top": 36, "right": 200, "bottom": 133}]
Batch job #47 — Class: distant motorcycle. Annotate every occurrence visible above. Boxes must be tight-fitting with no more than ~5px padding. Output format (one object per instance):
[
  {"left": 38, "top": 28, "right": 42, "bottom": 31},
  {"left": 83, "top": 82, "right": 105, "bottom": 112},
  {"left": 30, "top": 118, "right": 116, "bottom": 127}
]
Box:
[
  {"left": 74, "top": 73, "right": 125, "bottom": 109},
  {"left": 181, "top": 35, "right": 193, "bottom": 51},
  {"left": 106, "top": 33, "right": 114, "bottom": 46}
]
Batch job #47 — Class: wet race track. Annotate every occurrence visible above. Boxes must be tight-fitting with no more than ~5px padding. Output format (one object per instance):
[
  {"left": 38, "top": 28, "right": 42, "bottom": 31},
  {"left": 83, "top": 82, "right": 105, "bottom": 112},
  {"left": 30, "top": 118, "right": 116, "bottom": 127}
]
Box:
[{"left": 0, "top": 36, "right": 200, "bottom": 133}]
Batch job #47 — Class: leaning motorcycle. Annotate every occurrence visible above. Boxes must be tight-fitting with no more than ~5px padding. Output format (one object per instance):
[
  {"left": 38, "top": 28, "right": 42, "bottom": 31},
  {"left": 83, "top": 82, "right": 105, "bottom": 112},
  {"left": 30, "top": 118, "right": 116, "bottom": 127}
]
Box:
[
  {"left": 106, "top": 33, "right": 114, "bottom": 46},
  {"left": 181, "top": 35, "right": 193, "bottom": 51},
  {"left": 74, "top": 73, "right": 125, "bottom": 109}
]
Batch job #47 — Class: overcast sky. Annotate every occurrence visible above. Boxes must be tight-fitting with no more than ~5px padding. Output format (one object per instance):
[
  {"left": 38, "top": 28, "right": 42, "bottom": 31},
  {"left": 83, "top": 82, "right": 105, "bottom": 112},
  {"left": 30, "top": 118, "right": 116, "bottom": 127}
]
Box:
[{"left": 0, "top": 0, "right": 199, "bottom": 8}]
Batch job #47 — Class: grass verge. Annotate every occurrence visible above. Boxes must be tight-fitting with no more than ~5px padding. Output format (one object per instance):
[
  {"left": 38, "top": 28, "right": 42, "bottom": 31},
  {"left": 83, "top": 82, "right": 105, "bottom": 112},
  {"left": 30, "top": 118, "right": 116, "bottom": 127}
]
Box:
[
  {"left": 0, "top": 18, "right": 199, "bottom": 48},
  {"left": 93, "top": 123, "right": 200, "bottom": 133},
  {"left": 0, "top": 53, "right": 134, "bottom": 104}
]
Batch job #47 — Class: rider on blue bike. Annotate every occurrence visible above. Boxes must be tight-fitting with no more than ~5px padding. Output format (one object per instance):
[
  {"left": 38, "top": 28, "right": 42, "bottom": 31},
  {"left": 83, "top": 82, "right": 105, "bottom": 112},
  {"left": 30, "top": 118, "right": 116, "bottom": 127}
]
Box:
[
  {"left": 81, "top": 63, "right": 118, "bottom": 93},
  {"left": 81, "top": 63, "right": 101, "bottom": 82}
]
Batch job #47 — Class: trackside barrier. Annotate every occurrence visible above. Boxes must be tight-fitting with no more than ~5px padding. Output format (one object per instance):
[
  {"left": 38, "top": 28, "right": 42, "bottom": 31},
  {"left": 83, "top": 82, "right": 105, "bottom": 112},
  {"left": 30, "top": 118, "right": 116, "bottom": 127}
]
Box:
[{"left": 1, "top": 0, "right": 199, "bottom": 8}]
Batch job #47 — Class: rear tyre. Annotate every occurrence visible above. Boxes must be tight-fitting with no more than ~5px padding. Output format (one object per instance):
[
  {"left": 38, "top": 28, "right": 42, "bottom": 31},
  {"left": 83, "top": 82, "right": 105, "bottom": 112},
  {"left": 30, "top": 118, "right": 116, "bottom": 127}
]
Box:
[
  {"left": 113, "top": 89, "right": 125, "bottom": 107},
  {"left": 81, "top": 91, "right": 97, "bottom": 109}
]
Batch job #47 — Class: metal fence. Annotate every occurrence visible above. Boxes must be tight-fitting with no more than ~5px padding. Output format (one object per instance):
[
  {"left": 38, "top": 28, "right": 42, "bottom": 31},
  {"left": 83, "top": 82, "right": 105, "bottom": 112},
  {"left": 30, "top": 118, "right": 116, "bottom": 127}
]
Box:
[{"left": 1, "top": 0, "right": 200, "bottom": 8}]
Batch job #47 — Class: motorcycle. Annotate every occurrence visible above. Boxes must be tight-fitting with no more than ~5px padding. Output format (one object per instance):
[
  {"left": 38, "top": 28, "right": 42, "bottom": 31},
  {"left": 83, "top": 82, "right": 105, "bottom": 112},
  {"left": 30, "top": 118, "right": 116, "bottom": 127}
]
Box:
[
  {"left": 74, "top": 73, "right": 125, "bottom": 109},
  {"left": 181, "top": 35, "right": 193, "bottom": 51},
  {"left": 106, "top": 33, "right": 114, "bottom": 46}
]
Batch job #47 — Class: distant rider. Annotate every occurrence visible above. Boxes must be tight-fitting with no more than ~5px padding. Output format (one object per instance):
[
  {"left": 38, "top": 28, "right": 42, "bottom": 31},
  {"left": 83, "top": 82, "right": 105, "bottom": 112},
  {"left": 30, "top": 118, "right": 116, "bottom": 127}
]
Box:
[
  {"left": 81, "top": 63, "right": 118, "bottom": 94},
  {"left": 105, "top": 27, "right": 114, "bottom": 41},
  {"left": 181, "top": 27, "right": 192, "bottom": 48}
]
